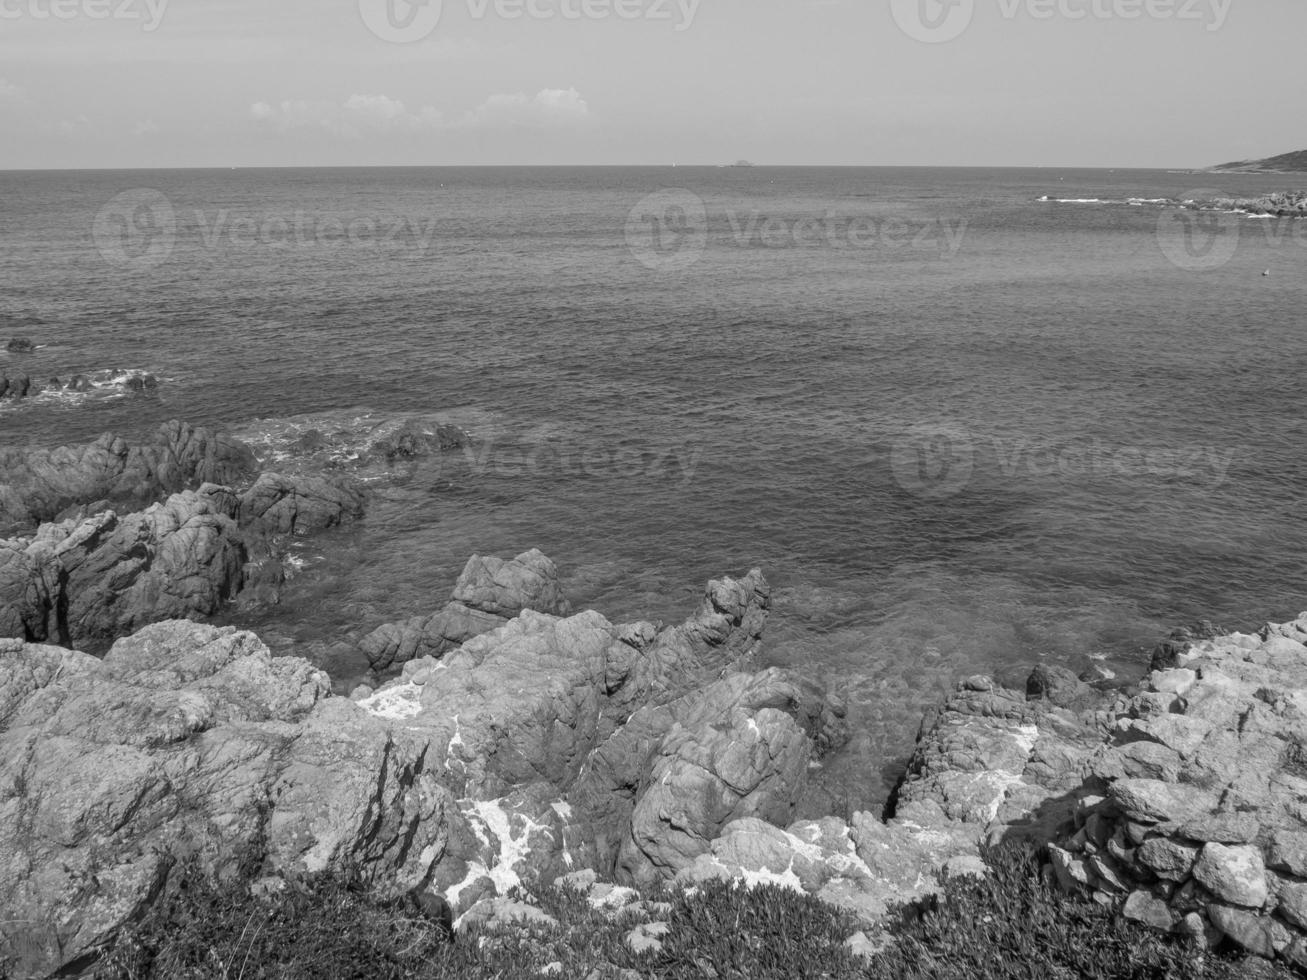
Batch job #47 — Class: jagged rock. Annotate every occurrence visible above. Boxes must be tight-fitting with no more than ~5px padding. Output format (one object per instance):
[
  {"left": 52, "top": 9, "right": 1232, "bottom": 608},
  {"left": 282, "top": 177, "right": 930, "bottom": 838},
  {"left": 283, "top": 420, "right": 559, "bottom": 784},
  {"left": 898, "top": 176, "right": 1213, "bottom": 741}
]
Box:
[
  {"left": 0, "top": 421, "right": 257, "bottom": 532},
  {"left": 0, "top": 623, "right": 452, "bottom": 978},
  {"left": 361, "top": 550, "right": 570, "bottom": 673},
  {"left": 0, "top": 489, "right": 248, "bottom": 651},
  {"left": 617, "top": 692, "right": 817, "bottom": 886},
  {"left": 578, "top": 665, "right": 844, "bottom": 883}
]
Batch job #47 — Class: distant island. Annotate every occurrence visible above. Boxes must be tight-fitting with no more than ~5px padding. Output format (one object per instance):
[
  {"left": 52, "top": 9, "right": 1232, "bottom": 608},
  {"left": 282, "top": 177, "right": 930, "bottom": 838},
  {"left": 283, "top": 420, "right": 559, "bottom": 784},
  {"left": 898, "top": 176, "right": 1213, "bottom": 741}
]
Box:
[
  {"left": 1210, "top": 148, "right": 1307, "bottom": 173},
  {"left": 727, "top": 160, "right": 756, "bottom": 168}
]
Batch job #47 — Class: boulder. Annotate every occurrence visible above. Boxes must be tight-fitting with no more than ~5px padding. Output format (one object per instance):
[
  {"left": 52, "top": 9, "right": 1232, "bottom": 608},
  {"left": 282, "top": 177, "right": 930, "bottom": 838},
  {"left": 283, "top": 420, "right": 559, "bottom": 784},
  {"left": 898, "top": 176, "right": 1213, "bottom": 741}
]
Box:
[
  {"left": 0, "top": 623, "right": 452, "bottom": 978},
  {"left": 1193, "top": 843, "right": 1269, "bottom": 909},
  {"left": 5, "top": 338, "right": 34, "bottom": 353}
]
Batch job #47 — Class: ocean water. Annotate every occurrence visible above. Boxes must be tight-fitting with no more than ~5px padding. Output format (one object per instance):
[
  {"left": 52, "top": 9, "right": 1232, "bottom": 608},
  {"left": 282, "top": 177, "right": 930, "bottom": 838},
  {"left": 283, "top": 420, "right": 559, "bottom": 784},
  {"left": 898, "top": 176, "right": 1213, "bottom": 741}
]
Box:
[{"left": 2, "top": 165, "right": 1305, "bottom": 807}]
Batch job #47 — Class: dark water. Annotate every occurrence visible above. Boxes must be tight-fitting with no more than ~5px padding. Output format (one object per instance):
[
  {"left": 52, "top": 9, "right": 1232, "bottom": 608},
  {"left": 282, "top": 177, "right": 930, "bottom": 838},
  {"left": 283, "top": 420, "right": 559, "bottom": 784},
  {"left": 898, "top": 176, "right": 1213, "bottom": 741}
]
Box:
[{"left": 2, "top": 166, "right": 1305, "bottom": 803}]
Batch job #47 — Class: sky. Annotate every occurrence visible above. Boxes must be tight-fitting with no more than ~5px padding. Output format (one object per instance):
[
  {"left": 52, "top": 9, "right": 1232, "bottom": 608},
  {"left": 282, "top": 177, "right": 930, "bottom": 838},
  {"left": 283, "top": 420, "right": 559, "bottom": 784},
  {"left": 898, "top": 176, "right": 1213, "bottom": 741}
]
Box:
[{"left": 0, "top": 0, "right": 1302, "bottom": 169}]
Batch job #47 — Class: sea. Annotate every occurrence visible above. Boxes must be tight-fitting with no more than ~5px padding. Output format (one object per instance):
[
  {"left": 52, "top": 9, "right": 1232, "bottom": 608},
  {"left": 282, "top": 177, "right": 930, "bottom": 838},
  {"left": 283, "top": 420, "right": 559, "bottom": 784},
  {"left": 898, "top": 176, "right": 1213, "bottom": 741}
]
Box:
[{"left": 2, "top": 165, "right": 1305, "bottom": 808}]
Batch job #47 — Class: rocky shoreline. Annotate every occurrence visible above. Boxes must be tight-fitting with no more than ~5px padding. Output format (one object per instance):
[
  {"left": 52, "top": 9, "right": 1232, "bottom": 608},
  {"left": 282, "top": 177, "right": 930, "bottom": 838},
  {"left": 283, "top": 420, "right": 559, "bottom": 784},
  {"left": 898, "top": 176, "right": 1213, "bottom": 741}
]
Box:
[{"left": 4, "top": 421, "right": 1307, "bottom": 976}]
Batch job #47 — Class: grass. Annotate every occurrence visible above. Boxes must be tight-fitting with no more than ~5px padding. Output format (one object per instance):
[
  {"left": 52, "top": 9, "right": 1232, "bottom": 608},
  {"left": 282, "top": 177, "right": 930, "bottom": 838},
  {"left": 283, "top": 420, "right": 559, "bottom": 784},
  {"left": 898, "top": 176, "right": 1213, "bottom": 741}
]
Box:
[{"left": 94, "top": 846, "right": 1298, "bottom": 980}]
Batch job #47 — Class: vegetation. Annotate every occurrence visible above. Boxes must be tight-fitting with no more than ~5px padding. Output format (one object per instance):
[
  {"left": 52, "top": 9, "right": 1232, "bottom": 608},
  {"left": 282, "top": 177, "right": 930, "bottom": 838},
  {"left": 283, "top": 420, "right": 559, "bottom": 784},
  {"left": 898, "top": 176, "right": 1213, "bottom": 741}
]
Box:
[
  {"left": 98, "top": 846, "right": 1297, "bottom": 980},
  {"left": 1189, "top": 191, "right": 1307, "bottom": 216}
]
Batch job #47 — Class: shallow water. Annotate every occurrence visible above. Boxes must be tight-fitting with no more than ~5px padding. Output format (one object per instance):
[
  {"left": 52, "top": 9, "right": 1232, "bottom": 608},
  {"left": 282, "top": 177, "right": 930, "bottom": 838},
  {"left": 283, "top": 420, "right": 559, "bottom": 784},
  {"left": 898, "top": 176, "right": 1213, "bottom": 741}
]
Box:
[{"left": 3, "top": 165, "right": 1305, "bottom": 806}]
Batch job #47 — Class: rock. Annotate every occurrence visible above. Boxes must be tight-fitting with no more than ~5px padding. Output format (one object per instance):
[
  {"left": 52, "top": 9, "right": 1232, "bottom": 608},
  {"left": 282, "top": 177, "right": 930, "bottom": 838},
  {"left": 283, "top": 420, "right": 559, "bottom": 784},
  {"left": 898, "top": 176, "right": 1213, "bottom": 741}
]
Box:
[
  {"left": 1123, "top": 890, "right": 1177, "bottom": 932},
  {"left": 844, "top": 931, "right": 885, "bottom": 961},
  {"left": 0, "top": 490, "right": 248, "bottom": 651},
  {"left": 1150, "top": 668, "right": 1198, "bottom": 697},
  {"left": 5, "top": 338, "right": 34, "bottom": 352},
  {"left": 626, "top": 921, "right": 669, "bottom": 954},
  {"left": 1026, "top": 664, "right": 1093, "bottom": 708},
  {"left": 453, "top": 549, "right": 571, "bottom": 619},
  {"left": 455, "top": 898, "right": 558, "bottom": 935},
  {"left": 1137, "top": 839, "right": 1199, "bottom": 881},
  {"left": 1048, "top": 845, "right": 1092, "bottom": 892},
  {"left": 366, "top": 418, "right": 469, "bottom": 461},
  {"left": 579, "top": 664, "right": 844, "bottom": 883},
  {"left": 1177, "top": 813, "right": 1260, "bottom": 845},
  {"left": 0, "top": 421, "right": 258, "bottom": 532},
  {"left": 238, "top": 471, "right": 365, "bottom": 536},
  {"left": 409, "top": 889, "right": 454, "bottom": 943},
  {"left": 361, "top": 550, "right": 571, "bottom": 672},
  {"left": 1268, "top": 831, "right": 1307, "bottom": 878},
  {"left": 617, "top": 699, "right": 814, "bottom": 886},
  {"left": 1106, "top": 779, "right": 1217, "bottom": 825},
  {"left": 1207, "top": 905, "right": 1290, "bottom": 958},
  {"left": 124, "top": 373, "right": 158, "bottom": 392},
  {"left": 0, "top": 623, "right": 451, "bottom": 978},
  {"left": 1275, "top": 880, "right": 1307, "bottom": 931},
  {"left": 1193, "top": 843, "right": 1269, "bottom": 909}
]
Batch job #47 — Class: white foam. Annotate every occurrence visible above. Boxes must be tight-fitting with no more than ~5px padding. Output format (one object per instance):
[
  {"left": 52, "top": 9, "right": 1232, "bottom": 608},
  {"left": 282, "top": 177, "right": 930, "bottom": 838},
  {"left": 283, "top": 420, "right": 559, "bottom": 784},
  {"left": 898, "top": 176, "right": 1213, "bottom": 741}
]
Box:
[{"left": 359, "top": 682, "right": 423, "bottom": 720}]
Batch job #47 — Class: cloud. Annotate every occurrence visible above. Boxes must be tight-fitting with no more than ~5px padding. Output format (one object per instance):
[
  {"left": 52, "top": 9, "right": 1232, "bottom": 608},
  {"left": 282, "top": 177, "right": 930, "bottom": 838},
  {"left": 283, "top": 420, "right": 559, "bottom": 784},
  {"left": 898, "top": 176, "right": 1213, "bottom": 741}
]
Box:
[
  {"left": 0, "top": 78, "right": 24, "bottom": 102},
  {"left": 250, "top": 89, "right": 590, "bottom": 138},
  {"left": 250, "top": 95, "right": 442, "bottom": 138},
  {"left": 462, "top": 88, "right": 591, "bottom": 128},
  {"left": 133, "top": 119, "right": 160, "bottom": 136}
]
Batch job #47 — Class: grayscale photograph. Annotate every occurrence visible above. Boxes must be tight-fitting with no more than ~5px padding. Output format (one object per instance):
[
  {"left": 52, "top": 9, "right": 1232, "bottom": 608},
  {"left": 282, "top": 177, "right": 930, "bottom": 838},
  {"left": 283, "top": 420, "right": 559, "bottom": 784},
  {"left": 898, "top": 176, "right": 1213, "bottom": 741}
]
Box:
[{"left": 1, "top": 1, "right": 1305, "bottom": 977}]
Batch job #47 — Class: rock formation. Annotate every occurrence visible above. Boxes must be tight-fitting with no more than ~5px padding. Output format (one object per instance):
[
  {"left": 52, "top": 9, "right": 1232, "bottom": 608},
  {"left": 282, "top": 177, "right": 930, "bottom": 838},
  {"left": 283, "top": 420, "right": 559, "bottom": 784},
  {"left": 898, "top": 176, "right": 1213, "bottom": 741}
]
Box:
[
  {"left": 0, "top": 475, "right": 364, "bottom": 652},
  {"left": 0, "top": 622, "right": 452, "bottom": 979},
  {"left": 359, "top": 549, "right": 572, "bottom": 673},
  {"left": 0, "top": 421, "right": 257, "bottom": 533},
  {"left": 1045, "top": 615, "right": 1307, "bottom": 968},
  {"left": 0, "top": 564, "right": 851, "bottom": 978}
]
